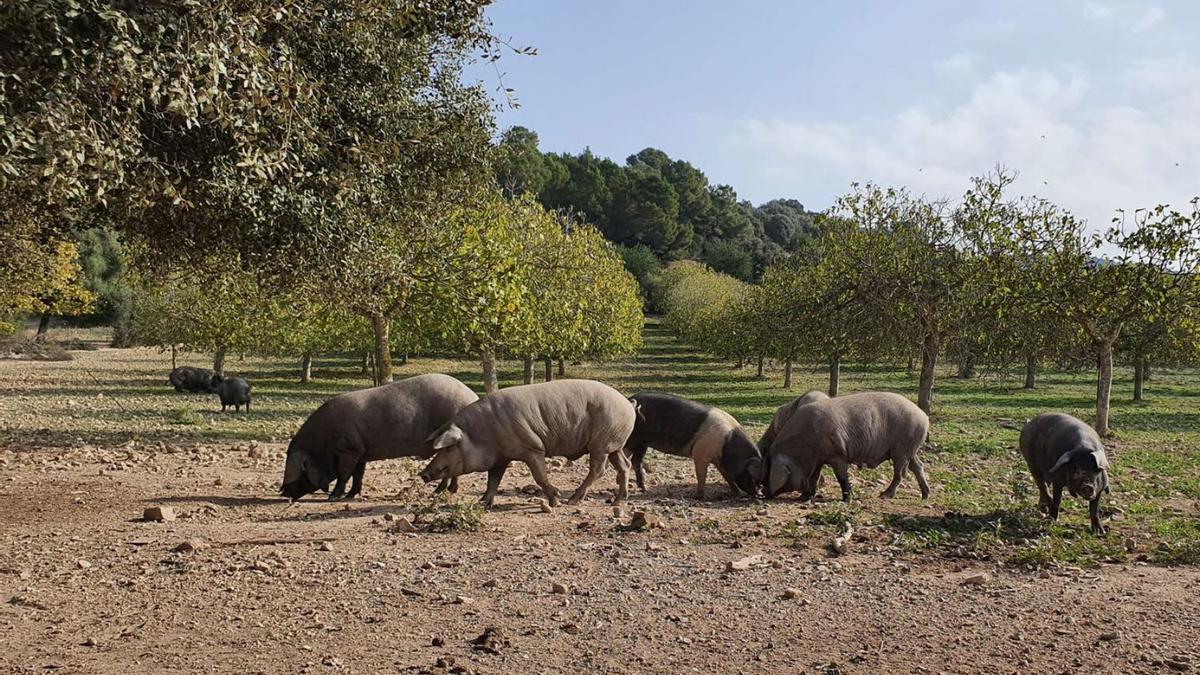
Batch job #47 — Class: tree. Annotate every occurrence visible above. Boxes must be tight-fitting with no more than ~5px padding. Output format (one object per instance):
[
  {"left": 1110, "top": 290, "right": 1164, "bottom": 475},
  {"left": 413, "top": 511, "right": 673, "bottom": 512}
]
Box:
[
  {"left": 830, "top": 185, "right": 966, "bottom": 413},
  {"left": 987, "top": 197, "right": 1200, "bottom": 435},
  {"left": 2, "top": 0, "right": 499, "bottom": 281},
  {"left": 75, "top": 227, "right": 135, "bottom": 345},
  {"left": 0, "top": 224, "right": 95, "bottom": 338},
  {"left": 614, "top": 244, "right": 661, "bottom": 304},
  {"left": 495, "top": 126, "right": 552, "bottom": 197}
]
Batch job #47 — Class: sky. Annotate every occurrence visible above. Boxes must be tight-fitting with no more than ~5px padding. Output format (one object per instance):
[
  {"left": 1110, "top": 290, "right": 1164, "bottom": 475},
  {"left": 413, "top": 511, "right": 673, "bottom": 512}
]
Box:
[{"left": 468, "top": 0, "right": 1200, "bottom": 229}]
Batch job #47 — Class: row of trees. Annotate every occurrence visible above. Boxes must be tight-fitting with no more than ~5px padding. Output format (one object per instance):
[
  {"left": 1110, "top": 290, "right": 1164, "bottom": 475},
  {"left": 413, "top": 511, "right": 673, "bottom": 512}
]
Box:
[
  {"left": 659, "top": 170, "right": 1200, "bottom": 436},
  {"left": 129, "top": 196, "right": 643, "bottom": 390},
  {"left": 493, "top": 127, "right": 822, "bottom": 283}
]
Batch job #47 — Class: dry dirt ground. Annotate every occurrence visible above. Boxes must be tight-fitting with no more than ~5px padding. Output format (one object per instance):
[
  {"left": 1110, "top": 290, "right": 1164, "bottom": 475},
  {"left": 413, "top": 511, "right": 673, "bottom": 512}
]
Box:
[{"left": 2, "top": 442, "right": 1198, "bottom": 675}]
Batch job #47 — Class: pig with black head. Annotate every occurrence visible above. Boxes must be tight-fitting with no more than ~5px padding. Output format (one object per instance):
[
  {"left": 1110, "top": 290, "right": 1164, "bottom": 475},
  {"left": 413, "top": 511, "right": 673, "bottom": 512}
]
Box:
[
  {"left": 1019, "top": 412, "right": 1111, "bottom": 535},
  {"left": 757, "top": 389, "right": 829, "bottom": 454},
  {"left": 280, "top": 373, "right": 479, "bottom": 501},
  {"left": 625, "top": 392, "right": 763, "bottom": 499},
  {"left": 419, "top": 379, "right": 636, "bottom": 508},
  {"left": 210, "top": 374, "right": 252, "bottom": 412},
  {"left": 168, "top": 366, "right": 216, "bottom": 393}
]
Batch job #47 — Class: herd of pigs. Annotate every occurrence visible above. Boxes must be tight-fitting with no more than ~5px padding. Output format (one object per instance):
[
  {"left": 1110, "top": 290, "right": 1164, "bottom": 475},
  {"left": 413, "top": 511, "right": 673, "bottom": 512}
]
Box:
[{"left": 167, "top": 368, "right": 1112, "bottom": 535}]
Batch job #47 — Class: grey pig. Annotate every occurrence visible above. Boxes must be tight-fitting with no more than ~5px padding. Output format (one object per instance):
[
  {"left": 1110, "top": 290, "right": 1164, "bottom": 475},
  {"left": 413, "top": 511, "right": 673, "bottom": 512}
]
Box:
[
  {"left": 418, "top": 379, "right": 636, "bottom": 508},
  {"left": 280, "top": 373, "right": 479, "bottom": 501},
  {"left": 210, "top": 374, "right": 252, "bottom": 413},
  {"left": 757, "top": 389, "right": 829, "bottom": 453},
  {"left": 625, "top": 392, "right": 763, "bottom": 499},
  {"left": 1019, "top": 412, "right": 1110, "bottom": 535},
  {"left": 765, "top": 391, "right": 930, "bottom": 502}
]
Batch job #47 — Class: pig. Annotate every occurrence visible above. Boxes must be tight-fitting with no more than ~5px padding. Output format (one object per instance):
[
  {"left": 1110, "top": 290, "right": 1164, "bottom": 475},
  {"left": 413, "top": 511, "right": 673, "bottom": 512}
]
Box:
[
  {"left": 1019, "top": 412, "right": 1110, "bottom": 535},
  {"left": 210, "top": 374, "right": 252, "bottom": 412},
  {"left": 280, "top": 373, "right": 479, "bottom": 501},
  {"left": 757, "top": 389, "right": 830, "bottom": 453},
  {"left": 168, "top": 366, "right": 216, "bottom": 393},
  {"left": 765, "top": 391, "right": 930, "bottom": 502},
  {"left": 418, "top": 379, "right": 636, "bottom": 508},
  {"left": 624, "top": 392, "right": 763, "bottom": 499}
]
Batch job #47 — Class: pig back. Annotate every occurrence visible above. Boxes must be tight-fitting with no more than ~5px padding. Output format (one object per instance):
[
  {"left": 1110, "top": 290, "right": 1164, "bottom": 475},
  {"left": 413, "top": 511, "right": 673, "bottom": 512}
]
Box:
[
  {"left": 460, "top": 379, "right": 635, "bottom": 458},
  {"left": 1019, "top": 412, "right": 1107, "bottom": 472},
  {"left": 776, "top": 392, "right": 927, "bottom": 467}
]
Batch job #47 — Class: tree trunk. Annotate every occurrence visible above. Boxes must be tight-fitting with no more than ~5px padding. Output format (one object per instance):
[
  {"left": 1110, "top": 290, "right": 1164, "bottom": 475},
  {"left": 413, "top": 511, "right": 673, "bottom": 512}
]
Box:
[
  {"left": 522, "top": 355, "right": 534, "bottom": 385},
  {"left": 1095, "top": 341, "right": 1114, "bottom": 437},
  {"left": 370, "top": 313, "right": 392, "bottom": 386},
  {"left": 756, "top": 355, "right": 764, "bottom": 379},
  {"left": 482, "top": 348, "right": 499, "bottom": 394},
  {"left": 171, "top": 345, "right": 177, "bottom": 370},
  {"left": 300, "top": 352, "right": 313, "bottom": 383},
  {"left": 213, "top": 346, "right": 227, "bottom": 375},
  {"left": 35, "top": 312, "right": 51, "bottom": 342},
  {"left": 906, "top": 356, "right": 914, "bottom": 373},
  {"left": 828, "top": 353, "right": 840, "bottom": 398},
  {"left": 543, "top": 357, "right": 553, "bottom": 382},
  {"left": 917, "top": 333, "right": 937, "bottom": 414},
  {"left": 1143, "top": 362, "right": 1152, "bottom": 381},
  {"left": 1023, "top": 354, "right": 1037, "bottom": 389},
  {"left": 783, "top": 356, "right": 793, "bottom": 389},
  {"left": 956, "top": 351, "right": 976, "bottom": 379},
  {"left": 360, "top": 352, "right": 371, "bottom": 376},
  {"left": 398, "top": 352, "right": 408, "bottom": 366},
  {"left": 1133, "top": 356, "right": 1145, "bottom": 402},
  {"left": 557, "top": 358, "right": 565, "bottom": 378}
]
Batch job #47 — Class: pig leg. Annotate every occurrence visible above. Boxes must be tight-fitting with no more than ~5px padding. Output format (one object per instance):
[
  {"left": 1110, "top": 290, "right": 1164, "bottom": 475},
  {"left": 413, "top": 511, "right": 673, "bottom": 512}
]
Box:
[
  {"left": 607, "top": 451, "right": 631, "bottom": 504},
  {"left": 433, "top": 478, "right": 450, "bottom": 495},
  {"left": 1035, "top": 477, "right": 1052, "bottom": 514},
  {"left": 830, "top": 458, "right": 852, "bottom": 503},
  {"left": 567, "top": 452, "right": 608, "bottom": 505},
  {"left": 629, "top": 443, "right": 649, "bottom": 491},
  {"left": 692, "top": 456, "right": 709, "bottom": 500},
  {"left": 525, "top": 455, "right": 561, "bottom": 506},
  {"left": 1088, "top": 496, "right": 1105, "bottom": 536},
  {"left": 480, "top": 462, "right": 511, "bottom": 508},
  {"left": 1048, "top": 482, "right": 1064, "bottom": 521},
  {"left": 880, "top": 455, "right": 911, "bottom": 499},
  {"left": 908, "top": 455, "right": 930, "bottom": 499},
  {"left": 328, "top": 477, "right": 347, "bottom": 500},
  {"left": 448, "top": 476, "right": 458, "bottom": 493},
  {"left": 345, "top": 461, "right": 367, "bottom": 499}
]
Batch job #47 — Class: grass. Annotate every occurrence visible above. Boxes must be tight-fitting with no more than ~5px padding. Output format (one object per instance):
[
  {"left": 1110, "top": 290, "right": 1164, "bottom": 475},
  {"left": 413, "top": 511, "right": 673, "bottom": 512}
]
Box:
[
  {"left": 411, "top": 494, "right": 485, "bottom": 533},
  {"left": 1, "top": 318, "right": 1198, "bottom": 567}
]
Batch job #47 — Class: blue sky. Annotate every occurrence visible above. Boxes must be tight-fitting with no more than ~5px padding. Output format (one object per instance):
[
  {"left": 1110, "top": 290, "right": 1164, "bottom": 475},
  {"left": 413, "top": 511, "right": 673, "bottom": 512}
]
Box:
[{"left": 469, "top": 1, "right": 1199, "bottom": 228}]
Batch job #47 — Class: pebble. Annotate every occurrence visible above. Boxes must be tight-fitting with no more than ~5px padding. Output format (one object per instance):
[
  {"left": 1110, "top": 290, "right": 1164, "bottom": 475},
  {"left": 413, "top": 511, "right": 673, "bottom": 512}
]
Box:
[
  {"left": 174, "top": 539, "right": 206, "bottom": 553},
  {"left": 782, "top": 587, "right": 803, "bottom": 600},
  {"left": 551, "top": 582, "right": 568, "bottom": 595},
  {"left": 538, "top": 499, "right": 553, "bottom": 514},
  {"left": 77, "top": 559, "right": 91, "bottom": 569},
  {"left": 561, "top": 623, "right": 581, "bottom": 635},
  {"left": 726, "top": 555, "right": 764, "bottom": 572},
  {"left": 318, "top": 541, "right": 334, "bottom": 552},
  {"left": 143, "top": 506, "right": 176, "bottom": 522},
  {"left": 961, "top": 572, "right": 991, "bottom": 586}
]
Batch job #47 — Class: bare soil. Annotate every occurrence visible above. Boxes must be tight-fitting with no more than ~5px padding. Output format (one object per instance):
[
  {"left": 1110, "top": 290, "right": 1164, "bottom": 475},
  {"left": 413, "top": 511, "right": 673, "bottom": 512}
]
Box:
[{"left": 2, "top": 442, "right": 1197, "bottom": 674}]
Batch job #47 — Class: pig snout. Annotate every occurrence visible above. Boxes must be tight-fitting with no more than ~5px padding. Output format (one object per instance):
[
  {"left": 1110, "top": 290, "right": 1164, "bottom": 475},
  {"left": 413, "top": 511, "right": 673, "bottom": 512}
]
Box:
[{"left": 419, "top": 465, "right": 441, "bottom": 483}]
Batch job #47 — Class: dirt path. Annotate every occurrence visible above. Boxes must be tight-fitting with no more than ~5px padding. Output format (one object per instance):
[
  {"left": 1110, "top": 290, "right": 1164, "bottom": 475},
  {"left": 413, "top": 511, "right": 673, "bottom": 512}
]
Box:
[{"left": 2, "top": 444, "right": 1197, "bottom": 674}]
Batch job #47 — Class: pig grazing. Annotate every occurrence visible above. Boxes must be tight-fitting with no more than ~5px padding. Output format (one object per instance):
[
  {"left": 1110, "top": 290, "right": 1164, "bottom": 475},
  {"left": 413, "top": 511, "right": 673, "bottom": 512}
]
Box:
[
  {"left": 758, "top": 390, "right": 830, "bottom": 453},
  {"left": 210, "top": 374, "right": 252, "bottom": 412},
  {"left": 1019, "top": 413, "right": 1110, "bottom": 535},
  {"left": 765, "top": 391, "right": 930, "bottom": 502},
  {"left": 281, "top": 374, "right": 479, "bottom": 501},
  {"left": 625, "top": 392, "right": 762, "bottom": 499},
  {"left": 169, "top": 366, "right": 216, "bottom": 393},
  {"left": 419, "top": 379, "right": 636, "bottom": 508}
]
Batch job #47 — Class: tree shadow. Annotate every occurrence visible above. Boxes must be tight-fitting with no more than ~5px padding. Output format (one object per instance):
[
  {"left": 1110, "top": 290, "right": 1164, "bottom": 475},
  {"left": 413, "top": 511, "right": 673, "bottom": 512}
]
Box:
[
  {"left": 147, "top": 495, "right": 284, "bottom": 508},
  {"left": 881, "top": 507, "right": 1046, "bottom": 546}
]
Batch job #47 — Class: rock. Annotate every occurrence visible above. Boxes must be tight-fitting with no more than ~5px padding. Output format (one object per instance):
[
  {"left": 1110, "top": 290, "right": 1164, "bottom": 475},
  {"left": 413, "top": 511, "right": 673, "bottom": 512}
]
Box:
[
  {"left": 388, "top": 518, "right": 417, "bottom": 534},
  {"left": 561, "top": 622, "right": 581, "bottom": 635},
  {"left": 82, "top": 637, "right": 97, "bottom": 647},
  {"left": 612, "top": 506, "right": 625, "bottom": 519},
  {"left": 831, "top": 523, "right": 853, "bottom": 556},
  {"left": 383, "top": 513, "right": 396, "bottom": 522},
  {"left": 1124, "top": 537, "right": 1137, "bottom": 553},
  {"left": 453, "top": 595, "right": 473, "bottom": 604},
  {"left": 143, "top": 506, "right": 176, "bottom": 522},
  {"left": 726, "top": 555, "right": 765, "bottom": 572},
  {"left": 1098, "top": 631, "right": 1120, "bottom": 642},
  {"left": 961, "top": 572, "right": 991, "bottom": 586},
  {"left": 538, "top": 498, "right": 553, "bottom": 514},
  {"left": 471, "top": 627, "right": 508, "bottom": 655},
  {"left": 173, "top": 539, "right": 206, "bottom": 553},
  {"left": 431, "top": 636, "right": 445, "bottom": 647},
  {"left": 623, "top": 511, "right": 663, "bottom": 531},
  {"left": 318, "top": 541, "right": 334, "bottom": 552},
  {"left": 76, "top": 559, "right": 91, "bottom": 569},
  {"left": 551, "top": 582, "right": 568, "bottom": 595},
  {"left": 247, "top": 444, "right": 264, "bottom": 459},
  {"left": 782, "top": 587, "right": 803, "bottom": 600},
  {"left": 521, "top": 484, "right": 541, "bottom": 495},
  {"left": 646, "top": 541, "right": 664, "bottom": 552}
]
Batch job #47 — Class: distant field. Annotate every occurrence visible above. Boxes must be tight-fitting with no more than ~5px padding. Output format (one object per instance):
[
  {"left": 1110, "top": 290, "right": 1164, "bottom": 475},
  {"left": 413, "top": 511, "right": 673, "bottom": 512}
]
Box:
[{"left": 2, "top": 318, "right": 1198, "bottom": 567}]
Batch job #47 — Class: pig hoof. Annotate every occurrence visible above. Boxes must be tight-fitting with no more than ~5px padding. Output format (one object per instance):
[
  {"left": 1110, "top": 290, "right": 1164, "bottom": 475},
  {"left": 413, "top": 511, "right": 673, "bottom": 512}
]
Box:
[{"left": 879, "top": 491, "right": 896, "bottom": 499}]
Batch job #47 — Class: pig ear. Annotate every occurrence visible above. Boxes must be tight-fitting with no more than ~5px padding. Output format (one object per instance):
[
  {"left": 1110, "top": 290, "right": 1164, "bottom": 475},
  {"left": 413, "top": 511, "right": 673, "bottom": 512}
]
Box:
[
  {"left": 629, "top": 398, "right": 646, "bottom": 421},
  {"left": 1048, "top": 450, "right": 1082, "bottom": 475},
  {"left": 767, "top": 456, "right": 793, "bottom": 497},
  {"left": 745, "top": 456, "right": 764, "bottom": 482},
  {"left": 430, "top": 424, "right": 463, "bottom": 450}
]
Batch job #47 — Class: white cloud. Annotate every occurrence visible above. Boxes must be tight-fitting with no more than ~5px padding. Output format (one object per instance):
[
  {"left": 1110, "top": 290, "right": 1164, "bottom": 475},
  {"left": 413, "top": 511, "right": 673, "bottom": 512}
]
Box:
[
  {"left": 1132, "top": 5, "right": 1166, "bottom": 31},
  {"left": 1083, "top": 2, "right": 1115, "bottom": 21},
  {"left": 727, "top": 63, "right": 1200, "bottom": 231},
  {"left": 937, "top": 53, "right": 977, "bottom": 78}
]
